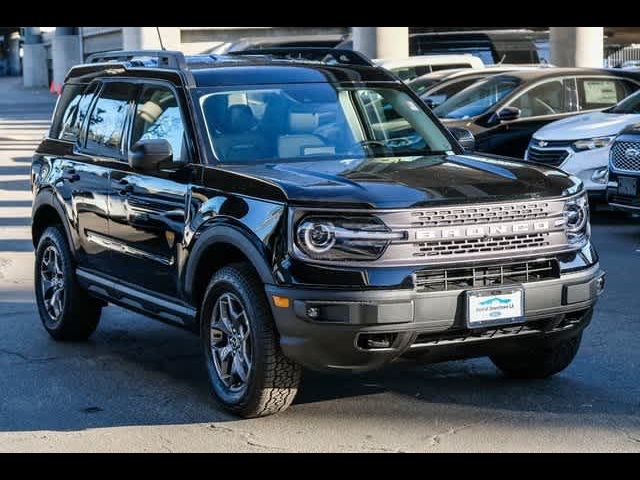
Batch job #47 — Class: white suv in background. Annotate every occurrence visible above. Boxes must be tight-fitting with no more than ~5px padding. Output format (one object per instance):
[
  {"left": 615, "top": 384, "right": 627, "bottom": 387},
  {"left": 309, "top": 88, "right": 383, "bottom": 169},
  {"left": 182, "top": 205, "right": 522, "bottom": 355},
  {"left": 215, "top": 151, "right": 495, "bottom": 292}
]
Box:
[
  {"left": 526, "top": 90, "right": 640, "bottom": 202},
  {"left": 373, "top": 55, "right": 484, "bottom": 82}
]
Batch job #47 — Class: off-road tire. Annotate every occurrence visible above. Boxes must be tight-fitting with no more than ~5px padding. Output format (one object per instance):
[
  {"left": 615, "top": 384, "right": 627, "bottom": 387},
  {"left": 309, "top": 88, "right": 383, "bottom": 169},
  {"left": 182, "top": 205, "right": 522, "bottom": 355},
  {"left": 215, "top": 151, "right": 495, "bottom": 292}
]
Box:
[
  {"left": 34, "top": 225, "right": 102, "bottom": 341},
  {"left": 201, "top": 263, "right": 302, "bottom": 418}
]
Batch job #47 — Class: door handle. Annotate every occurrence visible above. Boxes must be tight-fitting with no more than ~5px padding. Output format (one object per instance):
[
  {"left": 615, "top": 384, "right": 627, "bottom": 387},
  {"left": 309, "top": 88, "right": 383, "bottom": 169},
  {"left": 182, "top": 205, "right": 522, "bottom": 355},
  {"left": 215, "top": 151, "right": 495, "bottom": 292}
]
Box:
[
  {"left": 116, "top": 179, "right": 134, "bottom": 195},
  {"left": 61, "top": 168, "right": 80, "bottom": 182}
]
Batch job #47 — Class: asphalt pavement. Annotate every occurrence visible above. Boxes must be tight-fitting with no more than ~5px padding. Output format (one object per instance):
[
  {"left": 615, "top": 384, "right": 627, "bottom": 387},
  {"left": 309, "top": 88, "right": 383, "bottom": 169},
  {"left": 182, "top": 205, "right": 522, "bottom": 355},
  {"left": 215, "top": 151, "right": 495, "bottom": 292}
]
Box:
[{"left": 0, "top": 77, "right": 639, "bottom": 452}]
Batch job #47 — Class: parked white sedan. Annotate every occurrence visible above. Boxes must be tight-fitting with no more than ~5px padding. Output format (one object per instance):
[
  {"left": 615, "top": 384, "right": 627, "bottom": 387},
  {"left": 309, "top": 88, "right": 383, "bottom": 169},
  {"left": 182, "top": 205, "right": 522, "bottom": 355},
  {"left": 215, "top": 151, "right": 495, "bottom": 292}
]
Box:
[
  {"left": 373, "top": 55, "right": 484, "bottom": 82},
  {"left": 526, "top": 90, "right": 640, "bottom": 201}
]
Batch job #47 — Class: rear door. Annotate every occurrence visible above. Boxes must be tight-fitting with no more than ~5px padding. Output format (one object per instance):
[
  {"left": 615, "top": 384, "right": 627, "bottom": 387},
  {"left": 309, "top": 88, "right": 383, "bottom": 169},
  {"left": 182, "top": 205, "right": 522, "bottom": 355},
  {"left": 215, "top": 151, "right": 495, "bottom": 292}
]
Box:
[
  {"left": 106, "top": 80, "right": 197, "bottom": 297},
  {"left": 47, "top": 82, "right": 114, "bottom": 273}
]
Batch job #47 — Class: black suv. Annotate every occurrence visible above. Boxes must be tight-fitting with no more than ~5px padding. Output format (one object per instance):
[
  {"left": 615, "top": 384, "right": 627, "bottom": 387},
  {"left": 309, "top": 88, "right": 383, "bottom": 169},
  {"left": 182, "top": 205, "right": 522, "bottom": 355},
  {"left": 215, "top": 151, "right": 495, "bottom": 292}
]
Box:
[{"left": 31, "top": 49, "right": 605, "bottom": 418}]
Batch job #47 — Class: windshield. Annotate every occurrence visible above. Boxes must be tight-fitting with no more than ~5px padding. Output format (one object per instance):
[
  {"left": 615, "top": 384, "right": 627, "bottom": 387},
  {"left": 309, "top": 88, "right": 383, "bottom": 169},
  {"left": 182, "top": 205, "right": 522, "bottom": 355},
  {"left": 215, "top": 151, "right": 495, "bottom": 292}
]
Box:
[
  {"left": 434, "top": 76, "right": 521, "bottom": 120},
  {"left": 609, "top": 90, "right": 640, "bottom": 114},
  {"left": 198, "top": 84, "right": 454, "bottom": 164}
]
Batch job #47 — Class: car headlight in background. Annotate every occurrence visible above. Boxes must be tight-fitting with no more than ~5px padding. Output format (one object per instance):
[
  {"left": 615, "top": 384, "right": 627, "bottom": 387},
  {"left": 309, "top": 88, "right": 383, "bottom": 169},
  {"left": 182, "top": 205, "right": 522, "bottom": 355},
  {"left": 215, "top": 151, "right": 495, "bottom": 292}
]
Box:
[
  {"left": 295, "top": 216, "right": 405, "bottom": 261},
  {"left": 564, "top": 193, "right": 590, "bottom": 244},
  {"left": 572, "top": 136, "right": 615, "bottom": 152}
]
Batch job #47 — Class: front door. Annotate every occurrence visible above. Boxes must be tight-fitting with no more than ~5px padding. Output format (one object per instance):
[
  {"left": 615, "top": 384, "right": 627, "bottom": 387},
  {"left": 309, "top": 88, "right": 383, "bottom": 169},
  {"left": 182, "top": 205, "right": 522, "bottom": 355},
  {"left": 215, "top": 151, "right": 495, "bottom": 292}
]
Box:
[
  {"left": 483, "top": 78, "right": 580, "bottom": 158},
  {"left": 106, "top": 82, "right": 197, "bottom": 297}
]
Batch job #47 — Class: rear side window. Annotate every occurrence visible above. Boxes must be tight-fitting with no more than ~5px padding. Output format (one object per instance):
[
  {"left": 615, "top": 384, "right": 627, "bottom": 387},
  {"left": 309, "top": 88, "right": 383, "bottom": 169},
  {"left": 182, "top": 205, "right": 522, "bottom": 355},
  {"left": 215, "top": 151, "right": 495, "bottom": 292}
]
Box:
[
  {"left": 50, "top": 83, "right": 98, "bottom": 143},
  {"left": 578, "top": 78, "right": 639, "bottom": 111},
  {"left": 85, "top": 82, "right": 136, "bottom": 157}
]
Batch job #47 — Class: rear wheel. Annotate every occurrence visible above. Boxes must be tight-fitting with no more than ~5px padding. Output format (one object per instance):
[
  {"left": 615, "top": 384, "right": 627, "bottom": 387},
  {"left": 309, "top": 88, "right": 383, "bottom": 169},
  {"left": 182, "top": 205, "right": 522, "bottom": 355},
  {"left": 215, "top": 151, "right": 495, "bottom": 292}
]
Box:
[
  {"left": 201, "top": 263, "right": 302, "bottom": 418},
  {"left": 34, "top": 226, "right": 102, "bottom": 341},
  {"left": 490, "top": 333, "right": 582, "bottom": 379}
]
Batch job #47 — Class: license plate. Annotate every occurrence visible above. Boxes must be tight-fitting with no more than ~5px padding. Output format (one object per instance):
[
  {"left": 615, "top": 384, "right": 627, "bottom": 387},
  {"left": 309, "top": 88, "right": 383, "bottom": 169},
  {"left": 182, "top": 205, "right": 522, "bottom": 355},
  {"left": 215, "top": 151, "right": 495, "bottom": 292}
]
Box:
[
  {"left": 619, "top": 176, "right": 638, "bottom": 197},
  {"left": 466, "top": 287, "right": 525, "bottom": 329}
]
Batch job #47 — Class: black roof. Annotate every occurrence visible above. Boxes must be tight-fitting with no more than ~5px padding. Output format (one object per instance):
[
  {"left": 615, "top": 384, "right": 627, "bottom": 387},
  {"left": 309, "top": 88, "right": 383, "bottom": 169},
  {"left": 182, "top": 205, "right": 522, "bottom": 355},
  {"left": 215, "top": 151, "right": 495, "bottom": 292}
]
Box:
[
  {"left": 489, "top": 67, "right": 640, "bottom": 82},
  {"left": 68, "top": 49, "right": 399, "bottom": 87}
]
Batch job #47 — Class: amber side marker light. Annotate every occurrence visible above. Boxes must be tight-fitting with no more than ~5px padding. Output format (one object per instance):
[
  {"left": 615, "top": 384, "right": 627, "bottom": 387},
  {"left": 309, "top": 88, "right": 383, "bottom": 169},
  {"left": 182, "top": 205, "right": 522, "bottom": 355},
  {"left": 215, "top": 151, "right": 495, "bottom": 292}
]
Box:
[{"left": 272, "top": 296, "right": 290, "bottom": 308}]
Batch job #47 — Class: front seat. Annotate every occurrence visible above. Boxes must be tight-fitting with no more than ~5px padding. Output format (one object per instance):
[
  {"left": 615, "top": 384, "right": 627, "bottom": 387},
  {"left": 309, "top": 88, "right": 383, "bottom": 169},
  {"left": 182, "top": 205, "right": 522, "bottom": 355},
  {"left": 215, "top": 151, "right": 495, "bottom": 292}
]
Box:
[
  {"left": 278, "top": 112, "right": 328, "bottom": 158},
  {"left": 213, "top": 104, "right": 269, "bottom": 162}
]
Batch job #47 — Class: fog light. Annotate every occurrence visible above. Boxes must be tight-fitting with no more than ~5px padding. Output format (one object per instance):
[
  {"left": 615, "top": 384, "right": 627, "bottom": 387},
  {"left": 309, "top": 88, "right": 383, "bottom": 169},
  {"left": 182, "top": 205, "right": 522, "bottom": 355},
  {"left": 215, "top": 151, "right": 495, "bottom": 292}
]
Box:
[
  {"left": 596, "top": 274, "right": 606, "bottom": 294},
  {"left": 306, "top": 307, "right": 321, "bottom": 319}
]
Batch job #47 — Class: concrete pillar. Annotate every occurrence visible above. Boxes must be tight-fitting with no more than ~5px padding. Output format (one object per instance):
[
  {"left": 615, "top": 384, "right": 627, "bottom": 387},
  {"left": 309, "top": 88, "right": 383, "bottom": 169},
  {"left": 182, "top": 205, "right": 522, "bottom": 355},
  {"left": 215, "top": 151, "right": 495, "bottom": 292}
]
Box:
[
  {"left": 550, "top": 27, "right": 604, "bottom": 68},
  {"left": 22, "top": 27, "right": 48, "bottom": 88},
  {"left": 6, "top": 32, "right": 22, "bottom": 76},
  {"left": 352, "top": 27, "right": 409, "bottom": 60},
  {"left": 122, "top": 27, "right": 181, "bottom": 51},
  {"left": 51, "top": 27, "right": 81, "bottom": 91}
]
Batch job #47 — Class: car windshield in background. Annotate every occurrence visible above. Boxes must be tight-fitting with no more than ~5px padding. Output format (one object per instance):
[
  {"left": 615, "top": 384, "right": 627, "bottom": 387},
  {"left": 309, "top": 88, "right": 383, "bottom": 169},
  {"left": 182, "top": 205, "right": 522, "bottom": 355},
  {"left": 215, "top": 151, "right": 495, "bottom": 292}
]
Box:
[
  {"left": 434, "top": 76, "right": 521, "bottom": 119},
  {"left": 609, "top": 90, "right": 640, "bottom": 114},
  {"left": 198, "top": 84, "right": 454, "bottom": 164}
]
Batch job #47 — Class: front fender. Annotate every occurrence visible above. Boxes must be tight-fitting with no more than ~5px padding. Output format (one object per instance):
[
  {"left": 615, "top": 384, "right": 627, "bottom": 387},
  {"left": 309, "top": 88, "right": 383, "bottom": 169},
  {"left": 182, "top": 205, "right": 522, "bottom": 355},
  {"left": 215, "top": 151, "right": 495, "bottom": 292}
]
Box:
[{"left": 182, "top": 221, "right": 278, "bottom": 304}]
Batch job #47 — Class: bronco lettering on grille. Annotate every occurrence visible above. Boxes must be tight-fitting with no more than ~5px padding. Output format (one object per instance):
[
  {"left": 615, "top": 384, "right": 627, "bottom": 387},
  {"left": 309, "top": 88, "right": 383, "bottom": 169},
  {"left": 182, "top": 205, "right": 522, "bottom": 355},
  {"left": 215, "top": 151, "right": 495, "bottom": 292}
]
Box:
[{"left": 415, "top": 221, "right": 551, "bottom": 241}]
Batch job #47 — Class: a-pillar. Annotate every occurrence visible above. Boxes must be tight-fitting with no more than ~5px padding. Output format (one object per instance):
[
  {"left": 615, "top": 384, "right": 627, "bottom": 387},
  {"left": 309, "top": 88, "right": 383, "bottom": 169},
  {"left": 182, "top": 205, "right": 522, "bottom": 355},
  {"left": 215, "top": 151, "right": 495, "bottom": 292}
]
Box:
[
  {"left": 550, "top": 27, "right": 604, "bottom": 68},
  {"left": 122, "top": 27, "right": 181, "bottom": 51},
  {"left": 352, "top": 27, "right": 409, "bottom": 60},
  {"left": 51, "top": 27, "right": 81, "bottom": 93},
  {"left": 22, "top": 27, "right": 48, "bottom": 88}
]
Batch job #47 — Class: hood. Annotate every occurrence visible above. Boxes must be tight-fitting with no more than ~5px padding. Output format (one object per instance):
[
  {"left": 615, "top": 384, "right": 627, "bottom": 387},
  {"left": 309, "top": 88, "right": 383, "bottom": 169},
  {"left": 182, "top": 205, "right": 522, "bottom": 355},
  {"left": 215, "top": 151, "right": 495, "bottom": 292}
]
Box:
[
  {"left": 534, "top": 111, "right": 640, "bottom": 140},
  {"left": 217, "top": 154, "right": 579, "bottom": 209}
]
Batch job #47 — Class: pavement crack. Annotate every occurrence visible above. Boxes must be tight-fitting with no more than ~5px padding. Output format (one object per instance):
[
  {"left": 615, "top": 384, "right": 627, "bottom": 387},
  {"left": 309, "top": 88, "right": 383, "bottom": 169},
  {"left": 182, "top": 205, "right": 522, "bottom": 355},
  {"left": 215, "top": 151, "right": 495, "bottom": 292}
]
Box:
[
  {"left": 425, "top": 417, "right": 498, "bottom": 447},
  {"left": 208, "top": 424, "right": 290, "bottom": 452},
  {"left": 0, "top": 348, "right": 60, "bottom": 363}
]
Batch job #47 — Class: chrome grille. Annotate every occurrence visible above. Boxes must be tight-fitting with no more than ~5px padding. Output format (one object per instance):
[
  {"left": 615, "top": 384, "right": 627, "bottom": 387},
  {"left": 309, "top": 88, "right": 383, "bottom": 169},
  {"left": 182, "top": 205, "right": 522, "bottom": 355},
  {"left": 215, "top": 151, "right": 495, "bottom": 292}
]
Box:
[
  {"left": 414, "top": 259, "right": 558, "bottom": 292},
  {"left": 407, "top": 202, "right": 550, "bottom": 228},
  {"left": 527, "top": 147, "right": 569, "bottom": 166},
  {"left": 611, "top": 140, "right": 640, "bottom": 172},
  {"left": 415, "top": 232, "right": 550, "bottom": 258}
]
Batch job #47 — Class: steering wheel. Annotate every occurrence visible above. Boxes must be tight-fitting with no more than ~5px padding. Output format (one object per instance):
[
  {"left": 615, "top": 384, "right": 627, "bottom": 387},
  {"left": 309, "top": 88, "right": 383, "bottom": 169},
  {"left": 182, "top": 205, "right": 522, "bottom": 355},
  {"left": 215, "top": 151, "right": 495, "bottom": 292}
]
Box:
[{"left": 534, "top": 98, "right": 557, "bottom": 116}]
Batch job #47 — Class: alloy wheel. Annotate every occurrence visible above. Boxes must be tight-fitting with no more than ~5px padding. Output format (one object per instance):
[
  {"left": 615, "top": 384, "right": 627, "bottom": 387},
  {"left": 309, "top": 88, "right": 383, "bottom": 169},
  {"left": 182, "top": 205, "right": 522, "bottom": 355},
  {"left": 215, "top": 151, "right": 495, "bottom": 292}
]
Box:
[
  {"left": 40, "top": 245, "right": 65, "bottom": 323},
  {"left": 209, "top": 292, "right": 253, "bottom": 392}
]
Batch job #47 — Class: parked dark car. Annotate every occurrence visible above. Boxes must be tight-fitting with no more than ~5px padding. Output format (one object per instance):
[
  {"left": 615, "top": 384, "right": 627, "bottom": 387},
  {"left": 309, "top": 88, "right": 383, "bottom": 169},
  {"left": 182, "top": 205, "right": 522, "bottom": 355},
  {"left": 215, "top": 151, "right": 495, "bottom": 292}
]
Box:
[
  {"left": 607, "top": 123, "right": 640, "bottom": 212},
  {"left": 31, "top": 49, "right": 604, "bottom": 418},
  {"left": 433, "top": 68, "right": 640, "bottom": 158},
  {"left": 408, "top": 66, "right": 546, "bottom": 108},
  {"left": 337, "top": 30, "right": 550, "bottom": 65}
]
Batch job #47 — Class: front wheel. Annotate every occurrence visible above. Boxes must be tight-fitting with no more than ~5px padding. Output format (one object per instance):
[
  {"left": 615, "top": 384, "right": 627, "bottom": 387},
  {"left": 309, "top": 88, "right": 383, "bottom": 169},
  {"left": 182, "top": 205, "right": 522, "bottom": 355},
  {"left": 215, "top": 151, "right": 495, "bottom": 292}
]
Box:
[
  {"left": 201, "top": 264, "right": 302, "bottom": 418},
  {"left": 490, "top": 333, "right": 582, "bottom": 379}
]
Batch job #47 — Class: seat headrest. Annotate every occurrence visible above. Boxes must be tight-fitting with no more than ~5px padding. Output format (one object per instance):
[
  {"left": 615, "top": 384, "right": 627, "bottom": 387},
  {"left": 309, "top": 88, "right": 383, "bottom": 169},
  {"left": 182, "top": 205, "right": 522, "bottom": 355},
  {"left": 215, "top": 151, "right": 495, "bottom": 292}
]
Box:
[
  {"left": 288, "top": 112, "right": 319, "bottom": 134},
  {"left": 225, "top": 104, "right": 257, "bottom": 134}
]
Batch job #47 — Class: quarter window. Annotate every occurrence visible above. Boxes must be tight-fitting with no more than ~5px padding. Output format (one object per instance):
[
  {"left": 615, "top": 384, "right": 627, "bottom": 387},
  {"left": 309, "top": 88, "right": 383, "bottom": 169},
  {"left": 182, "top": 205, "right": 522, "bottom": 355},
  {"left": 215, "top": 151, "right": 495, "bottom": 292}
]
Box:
[
  {"left": 577, "top": 78, "right": 639, "bottom": 111},
  {"left": 85, "top": 82, "right": 135, "bottom": 157},
  {"left": 130, "top": 84, "right": 189, "bottom": 163}
]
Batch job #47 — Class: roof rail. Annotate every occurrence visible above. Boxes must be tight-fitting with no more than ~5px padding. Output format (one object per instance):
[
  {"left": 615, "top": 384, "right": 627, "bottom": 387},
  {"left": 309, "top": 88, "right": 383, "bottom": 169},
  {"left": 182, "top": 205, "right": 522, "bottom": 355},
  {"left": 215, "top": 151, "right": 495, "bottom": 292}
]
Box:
[
  {"left": 228, "top": 48, "right": 374, "bottom": 67},
  {"left": 85, "top": 50, "right": 188, "bottom": 70}
]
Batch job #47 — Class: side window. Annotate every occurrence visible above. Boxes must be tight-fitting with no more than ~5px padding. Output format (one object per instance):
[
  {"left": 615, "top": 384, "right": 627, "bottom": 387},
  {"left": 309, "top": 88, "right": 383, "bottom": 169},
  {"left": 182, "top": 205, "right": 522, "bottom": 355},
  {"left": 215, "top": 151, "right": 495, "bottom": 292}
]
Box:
[
  {"left": 131, "top": 84, "right": 189, "bottom": 163},
  {"left": 509, "top": 79, "right": 572, "bottom": 118},
  {"left": 422, "top": 78, "right": 477, "bottom": 109},
  {"left": 577, "top": 78, "right": 636, "bottom": 111},
  {"left": 50, "top": 84, "right": 99, "bottom": 142},
  {"left": 85, "top": 82, "right": 135, "bottom": 157}
]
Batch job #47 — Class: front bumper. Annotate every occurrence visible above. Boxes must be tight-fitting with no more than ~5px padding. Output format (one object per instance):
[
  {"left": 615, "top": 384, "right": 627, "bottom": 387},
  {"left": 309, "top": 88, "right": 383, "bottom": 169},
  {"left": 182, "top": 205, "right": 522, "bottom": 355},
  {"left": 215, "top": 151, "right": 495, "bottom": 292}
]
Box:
[{"left": 267, "top": 263, "right": 605, "bottom": 372}]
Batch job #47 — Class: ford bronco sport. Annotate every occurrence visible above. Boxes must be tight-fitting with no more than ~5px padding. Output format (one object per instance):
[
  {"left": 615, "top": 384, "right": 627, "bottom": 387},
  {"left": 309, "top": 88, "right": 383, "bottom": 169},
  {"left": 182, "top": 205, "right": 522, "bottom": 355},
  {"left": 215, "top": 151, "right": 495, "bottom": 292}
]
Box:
[{"left": 31, "top": 49, "right": 605, "bottom": 418}]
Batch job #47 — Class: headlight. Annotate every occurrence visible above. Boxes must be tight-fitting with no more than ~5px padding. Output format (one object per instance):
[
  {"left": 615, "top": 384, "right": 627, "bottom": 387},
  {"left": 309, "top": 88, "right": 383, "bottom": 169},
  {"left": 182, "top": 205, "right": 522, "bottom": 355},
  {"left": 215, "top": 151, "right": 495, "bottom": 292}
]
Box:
[
  {"left": 572, "top": 136, "right": 614, "bottom": 152},
  {"left": 295, "top": 215, "right": 404, "bottom": 261},
  {"left": 564, "top": 193, "right": 590, "bottom": 244}
]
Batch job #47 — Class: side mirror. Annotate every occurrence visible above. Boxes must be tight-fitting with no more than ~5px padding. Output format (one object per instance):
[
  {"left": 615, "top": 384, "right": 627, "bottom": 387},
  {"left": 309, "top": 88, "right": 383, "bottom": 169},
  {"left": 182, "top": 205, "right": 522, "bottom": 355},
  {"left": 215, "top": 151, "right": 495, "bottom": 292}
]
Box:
[
  {"left": 449, "top": 127, "right": 476, "bottom": 152},
  {"left": 497, "top": 106, "right": 522, "bottom": 122},
  {"left": 128, "top": 139, "right": 174, "bottom": 172}
]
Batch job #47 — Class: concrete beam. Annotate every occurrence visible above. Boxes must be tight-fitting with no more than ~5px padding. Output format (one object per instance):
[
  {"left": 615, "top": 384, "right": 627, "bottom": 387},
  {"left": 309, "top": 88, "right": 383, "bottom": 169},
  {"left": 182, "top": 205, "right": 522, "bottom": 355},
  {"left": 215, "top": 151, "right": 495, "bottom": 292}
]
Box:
[
  {"left": 550, "top": 27, "right": 604, "bottom": 68},
  {"left": 352, "top": 27, "right": 409, "bottom": 60},
  {"left": 22, "top": 44, "right": 48, "bottom": 88},
  {"left": 51, "top": 35, "right": 80, "bottom": 90},
  {"left": 5, "top": 32, "right": 21, "bottom": 76},
  {"left": 122, "top": 27, "right": 181, "bottom": 51}
]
